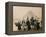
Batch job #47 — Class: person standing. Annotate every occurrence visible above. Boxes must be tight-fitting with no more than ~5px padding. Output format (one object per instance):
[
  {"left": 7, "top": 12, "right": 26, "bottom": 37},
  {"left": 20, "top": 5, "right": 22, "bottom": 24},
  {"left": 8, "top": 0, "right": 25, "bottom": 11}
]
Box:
[{"left": 26, "top": 17, "right": 31, "bottom": 31}]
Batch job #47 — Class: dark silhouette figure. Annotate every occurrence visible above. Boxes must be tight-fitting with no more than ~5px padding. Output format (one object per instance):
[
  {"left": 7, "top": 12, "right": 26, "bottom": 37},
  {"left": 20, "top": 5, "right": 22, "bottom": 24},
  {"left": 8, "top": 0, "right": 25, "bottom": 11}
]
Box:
[
  {"left": 26, "top": 17, "right": 31, "bottom": 31},
  {"left": 36, "top": 21, "right": 40, "bottom": 30},
  {"left": 30, "top": 17, "right": 35, "bottom": 26},
  {"left": 15, "top": 22, "right": 21, "bottom": 30}
]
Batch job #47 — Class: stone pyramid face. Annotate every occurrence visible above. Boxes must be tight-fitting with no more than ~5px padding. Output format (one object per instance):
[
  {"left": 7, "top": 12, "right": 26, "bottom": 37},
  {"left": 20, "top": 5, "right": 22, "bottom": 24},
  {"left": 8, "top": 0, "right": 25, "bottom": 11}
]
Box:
[{"left": 23, "top": 11, "right": 35, "bottom": 21}]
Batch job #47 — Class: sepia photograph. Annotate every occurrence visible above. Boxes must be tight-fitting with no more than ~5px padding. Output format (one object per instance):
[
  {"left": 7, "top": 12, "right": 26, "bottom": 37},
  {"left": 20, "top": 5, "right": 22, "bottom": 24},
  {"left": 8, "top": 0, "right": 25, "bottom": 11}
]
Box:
[{"left": 13, "top": 6, "right": 42, "bottom": 32}]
